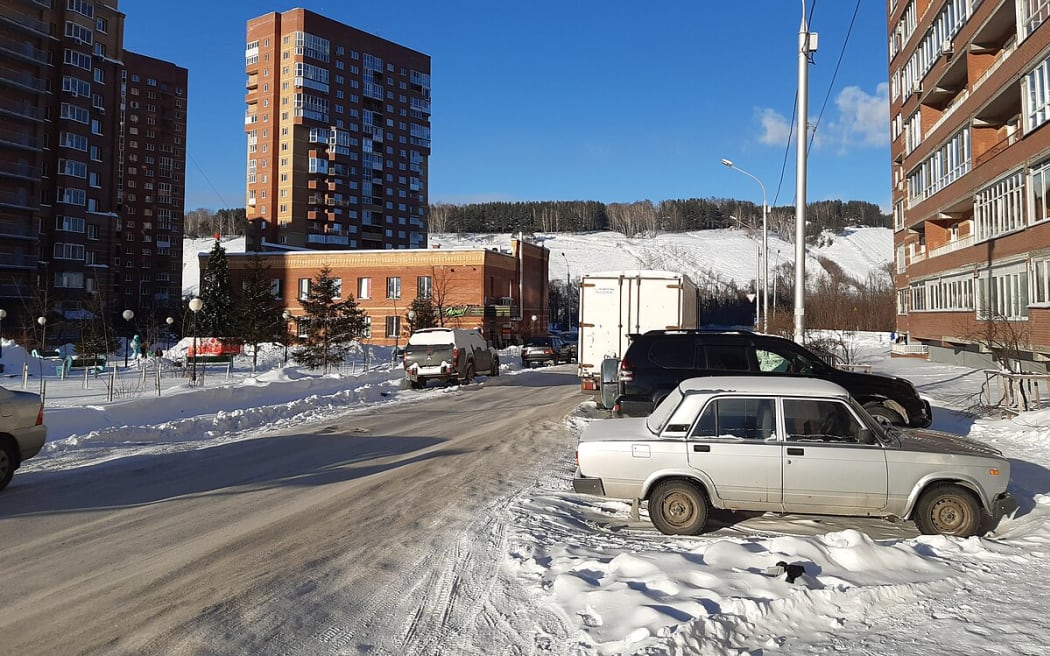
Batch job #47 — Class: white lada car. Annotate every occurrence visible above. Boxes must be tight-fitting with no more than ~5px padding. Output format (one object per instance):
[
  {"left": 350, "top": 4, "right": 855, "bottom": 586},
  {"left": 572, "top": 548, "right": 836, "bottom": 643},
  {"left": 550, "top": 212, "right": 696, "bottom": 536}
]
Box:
[{"left": 573, "top": 376, "right": 1016, "bottom": 537}]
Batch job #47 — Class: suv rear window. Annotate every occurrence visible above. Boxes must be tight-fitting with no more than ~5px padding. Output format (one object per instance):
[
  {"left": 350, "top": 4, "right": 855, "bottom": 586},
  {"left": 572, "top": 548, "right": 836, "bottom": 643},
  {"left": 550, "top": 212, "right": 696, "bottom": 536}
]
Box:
[
  {"left": 525, "top": 337, "right": 552, "bottom": 347},
  {"left": 647, "top": 339, "right": 696, "bottom": 368}
]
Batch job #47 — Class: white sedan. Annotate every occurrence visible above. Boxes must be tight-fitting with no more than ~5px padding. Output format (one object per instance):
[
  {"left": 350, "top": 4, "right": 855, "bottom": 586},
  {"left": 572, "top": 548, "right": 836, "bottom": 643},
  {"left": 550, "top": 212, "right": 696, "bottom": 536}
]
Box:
[{"left": 573, "top": 376, "right": 1016, "bottom": 537}]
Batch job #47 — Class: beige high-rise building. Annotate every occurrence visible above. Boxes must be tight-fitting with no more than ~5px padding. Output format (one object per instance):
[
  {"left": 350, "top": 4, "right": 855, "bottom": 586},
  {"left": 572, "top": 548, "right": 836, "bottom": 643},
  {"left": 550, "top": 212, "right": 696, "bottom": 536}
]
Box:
[{"left": 244, "top": 8, "right": 431, "bottom": 252}]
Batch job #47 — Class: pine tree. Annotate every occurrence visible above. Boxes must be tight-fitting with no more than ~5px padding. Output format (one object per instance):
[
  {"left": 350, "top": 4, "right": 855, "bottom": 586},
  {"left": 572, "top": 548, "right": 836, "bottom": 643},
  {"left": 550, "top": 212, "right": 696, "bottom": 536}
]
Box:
[
  {"left": 232, "top": 254, "right": 284, "bottom": 371},
  {"left": 406, "top": 296, "right": 437, "bottom": 334},
  {"left": 198, "top": 240, "right": 234, "bottom": 338},
  {"left": 292, "top": 266, "right": 368, "bottom": 373}
]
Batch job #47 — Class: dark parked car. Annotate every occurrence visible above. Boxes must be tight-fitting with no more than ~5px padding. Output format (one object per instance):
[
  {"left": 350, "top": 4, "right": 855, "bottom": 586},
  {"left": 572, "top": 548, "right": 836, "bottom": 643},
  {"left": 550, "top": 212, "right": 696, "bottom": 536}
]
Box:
[
  {"left": 556, "top": 331, "right": 578, "bottom": 362},
  {"left": 614, "top": 330, "right": 932, "bottom": 428},
  {"left": 521, "top": 335, "right": 573, "bottom": 367}
]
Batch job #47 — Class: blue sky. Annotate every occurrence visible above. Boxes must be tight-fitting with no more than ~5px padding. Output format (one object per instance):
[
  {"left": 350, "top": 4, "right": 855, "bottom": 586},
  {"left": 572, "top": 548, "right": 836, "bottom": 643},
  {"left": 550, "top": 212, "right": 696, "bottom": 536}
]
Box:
[{"left": 120, "top": 1, "right": 890, "bottom": 212}]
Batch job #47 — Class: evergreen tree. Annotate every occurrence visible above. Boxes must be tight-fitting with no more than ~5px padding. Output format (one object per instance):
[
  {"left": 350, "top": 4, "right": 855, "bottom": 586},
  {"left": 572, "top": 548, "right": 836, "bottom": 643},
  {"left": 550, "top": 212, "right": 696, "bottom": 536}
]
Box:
[
  {"left": 198, "top": 240, "right": 234, "bottom": 338},
  {"left": 232, "top": 254, "right": 284, "bottom": 372},
  {"left": 292, "top": 266, "right": 368, "bottom": 373},
  {"left": 406, "top": 296, "right": 437, "bottom": 334}
]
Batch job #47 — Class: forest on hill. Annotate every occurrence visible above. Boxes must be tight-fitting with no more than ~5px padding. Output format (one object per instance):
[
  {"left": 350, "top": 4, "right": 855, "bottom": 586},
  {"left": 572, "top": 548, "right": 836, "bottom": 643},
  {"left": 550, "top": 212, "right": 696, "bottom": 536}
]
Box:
[
  {"left": 183, "top": 199, "right": 888, "bottom": 242},
  {"left": 427, "top": 198, "right": 889, "bottom": 240}
]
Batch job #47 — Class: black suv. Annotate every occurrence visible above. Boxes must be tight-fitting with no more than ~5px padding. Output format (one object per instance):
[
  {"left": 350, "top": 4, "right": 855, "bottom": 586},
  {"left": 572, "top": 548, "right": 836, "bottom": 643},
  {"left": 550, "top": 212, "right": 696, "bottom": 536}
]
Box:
[{"left": 614, "top": 330, "right": 932, "bottom": 427}]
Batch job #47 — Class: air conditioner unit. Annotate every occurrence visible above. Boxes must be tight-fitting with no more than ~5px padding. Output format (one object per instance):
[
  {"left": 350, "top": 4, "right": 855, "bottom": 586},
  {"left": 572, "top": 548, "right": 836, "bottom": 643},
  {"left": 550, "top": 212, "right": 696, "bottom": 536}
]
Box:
[
  {"left": 941, "top": 41, "right": 953, "bottom": 55},
  {"left": 911, "top": 81, "right": 922, "bottom": 95}
]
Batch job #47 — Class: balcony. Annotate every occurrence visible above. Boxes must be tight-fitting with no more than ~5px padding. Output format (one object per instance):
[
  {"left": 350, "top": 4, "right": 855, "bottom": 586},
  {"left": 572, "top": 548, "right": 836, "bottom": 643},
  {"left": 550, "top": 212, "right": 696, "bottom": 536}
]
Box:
[
  {"left": 0, "top": 160, "right": 39, "bottom": 180},
  {"left": 927, "top": 235, "right": 974, "bottom": 259},
  {"left": 0, "top": 189, "right": 36, "bottom": 211},
  {"left": 244, "top": 113, "right": 258, "bottom": 125},
  {"left": 0, "top": 65, "right": 46, "bottom": 93},
  {"left": 0, "top": 10, "right": 50, "bottom": 37},
  {"left": 0, "top": 252, "right": 39, "bottom": 269},
  {"left": 0, "top": 218, "right": 36, "bottom": 238},
  {"left": 0, "top": 34, "right": 48, "bottom": 64},
  {"left": 306, "top": 234, "right": 350, "bottom": 245}
]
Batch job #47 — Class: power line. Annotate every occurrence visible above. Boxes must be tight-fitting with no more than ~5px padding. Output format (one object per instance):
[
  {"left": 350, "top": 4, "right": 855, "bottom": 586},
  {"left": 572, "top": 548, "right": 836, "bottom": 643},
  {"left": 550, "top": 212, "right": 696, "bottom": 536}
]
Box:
[
  {"left": 808, "top": 0, "right": 862, "bottom": 151},
  {"left": 187, "top": 150, "right": 233, "bottom": 209}
]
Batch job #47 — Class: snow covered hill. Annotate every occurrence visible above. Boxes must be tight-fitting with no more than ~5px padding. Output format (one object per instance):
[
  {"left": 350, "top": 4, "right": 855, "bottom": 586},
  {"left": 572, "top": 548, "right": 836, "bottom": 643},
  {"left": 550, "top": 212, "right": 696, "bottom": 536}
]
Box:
[{"left": 182, "top": 228, "right": 893, "bottom": 296}]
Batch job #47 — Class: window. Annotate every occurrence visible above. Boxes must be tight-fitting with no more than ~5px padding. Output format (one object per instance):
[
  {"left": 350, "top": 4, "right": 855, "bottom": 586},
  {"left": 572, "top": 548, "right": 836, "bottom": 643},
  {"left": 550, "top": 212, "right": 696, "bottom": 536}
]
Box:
[
  {"left": 975, "top": 171, "right": 1026, "bottom": 241},
  {"left": 54, "top": 242, "right": 86, "bottom": 260},
  {"left": 298, "top": 277, "right": 310, "bottom": 299},
  {"left": 385, "top": 315, "right": 401, "bottom": 338},
  {"left": 386, "top": 276, "right": 401, "bottom": 299},
  {"left": 782, "top": 399, "right": 864, "bottom": 443},
  {"left": 690, "top": 398, "right": 776, "bottom": 441},
  {"left": 976, "top": 262, "right": 1028, "bottom": 320},
  {"left": 332, "top": 278, "right": 342, "bottom": 299},
  {"left": 64, "top": 20, "right": 93, "bottom": 44},
  {"left": 702, "top": 344, "right": 751, "bottom": 371},
  {"left": 1030, "top": 157, "right": 1050, "bottom": 225},
  {"left": 1026, "top": 53, "right": 1050, "bottom": 132},
  {"left": 358, "top": 277, "right": 371, "bottom": 299},
  {"left": 417, "top": 275, "right": 432, "bottom": 298}
]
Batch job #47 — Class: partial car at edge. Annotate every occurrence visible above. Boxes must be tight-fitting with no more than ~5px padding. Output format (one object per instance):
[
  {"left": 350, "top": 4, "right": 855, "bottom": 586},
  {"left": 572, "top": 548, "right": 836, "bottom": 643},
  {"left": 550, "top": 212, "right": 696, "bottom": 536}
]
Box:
[{"left": 0, "top": 386, "right": 47, "bottom": 492}]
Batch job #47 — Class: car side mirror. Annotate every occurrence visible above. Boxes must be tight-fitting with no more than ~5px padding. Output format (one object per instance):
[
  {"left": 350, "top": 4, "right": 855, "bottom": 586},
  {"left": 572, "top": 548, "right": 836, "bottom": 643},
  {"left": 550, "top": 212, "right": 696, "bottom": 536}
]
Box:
[{"left": 858, "top": 428, "right": 875, "bottom": 445}]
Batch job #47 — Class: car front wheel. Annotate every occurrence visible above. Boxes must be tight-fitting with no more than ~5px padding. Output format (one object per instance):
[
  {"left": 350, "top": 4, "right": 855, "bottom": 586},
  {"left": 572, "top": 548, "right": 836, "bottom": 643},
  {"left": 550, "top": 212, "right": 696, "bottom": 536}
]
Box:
[
  {"left": 648, "top": 480, "right": 709, "bottom": 535},
  {"left": 914, "top": 483, "right": 983, "bottom": 537}
]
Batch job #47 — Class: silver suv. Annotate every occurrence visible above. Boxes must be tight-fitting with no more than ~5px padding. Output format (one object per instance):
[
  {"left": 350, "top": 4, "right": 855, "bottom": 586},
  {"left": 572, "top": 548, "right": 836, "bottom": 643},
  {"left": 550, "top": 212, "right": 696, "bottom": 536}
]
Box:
[
  {"left": 0, "top": 386, "right": 47, "bottom": 492},
  {"left": 573, "top": 376, "right": 1015, "bottom": 537}
]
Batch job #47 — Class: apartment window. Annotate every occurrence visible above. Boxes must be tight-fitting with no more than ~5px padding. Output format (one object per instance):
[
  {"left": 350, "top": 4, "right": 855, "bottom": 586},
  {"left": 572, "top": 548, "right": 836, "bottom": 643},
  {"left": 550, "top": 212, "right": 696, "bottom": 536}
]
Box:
[
  {"left": 976, "top": 262, "right": 1028, "bottom": 320},
  {"left": 385, "top": 315, "right": 401, "bottom": 338},
  {"left": 386, "top": 276, "right": 401, "bottom": 299},
  {"left": 56, "top": 215, "right": 85, "bottom": 232},
  {"left": 54, "top": 242, "right": 85, "bottom": 260},
  {"left": 55, "top": 271, "right": 85, "bottom": 289},
  {"left": 896, "top": 289, "right": 908, "bottom": 315},
  {"left": 298, "top": 278, "right": 310, "bottom": 299},
  {"left": 1025, "top": 54, "right": 1050, "bottom": 132},
  {"left": 64, "top": 20, "right": 93, "bottom": 44},
  {"left": 96, "top": 17, "right": 108, "bottom": 32},
  {"left": 57, "top": 187, "right": 86, "bottom": 205},
  {"left": 357, "top": 277, "right": 371, "bottom": 299},
  {"left": 417, "top": 275, "right": 432, "bottom": 298},
  {"left": 1031, "top": 256, "right": 1050, "bottom": 305},
  {"left": 62, "top": 76, "right": 91, "bottom": 98},
  {"left": 1030, "top": 157, "right": 1050, "bottom": 225},
  {"left": 975, "top": 171, "right": 1026, "bottom": 241},
  {"left": 1024, "top": 0, "right": 1050, "bottom": 37}
]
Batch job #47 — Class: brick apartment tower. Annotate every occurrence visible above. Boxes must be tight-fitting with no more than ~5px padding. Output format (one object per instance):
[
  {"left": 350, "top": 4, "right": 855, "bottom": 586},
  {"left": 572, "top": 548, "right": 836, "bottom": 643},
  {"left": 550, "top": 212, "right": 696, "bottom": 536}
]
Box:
[
  {"left": 889, "top": 0, "right": 1050, "bottom": 370},
  {"left": 0, "top": 0, "right": 186, "bottom": 344},
  {"left": 244, "top": 9, "right": 431, "bottom": 251}
]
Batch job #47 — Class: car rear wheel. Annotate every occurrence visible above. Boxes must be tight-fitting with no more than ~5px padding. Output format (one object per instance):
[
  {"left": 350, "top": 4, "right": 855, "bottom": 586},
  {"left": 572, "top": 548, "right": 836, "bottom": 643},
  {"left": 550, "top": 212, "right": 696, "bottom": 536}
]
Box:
[
  {"left": 461, "top": 363, "right": 475, "bottom": 385},
  {"left": 0, "top": 441, "right": 16, "bottom": 491},
  {"left": 648, "top": 480, "right": 709, "bottom": 535},
  {"left": 914, "top": 484, "right": 983, "bottom": 537},
  {"left": 490, "top": 357, "right": 500, "bottom": 376},
  {"left": 864, "top": 403, "right": 904, "bottom": 426}
]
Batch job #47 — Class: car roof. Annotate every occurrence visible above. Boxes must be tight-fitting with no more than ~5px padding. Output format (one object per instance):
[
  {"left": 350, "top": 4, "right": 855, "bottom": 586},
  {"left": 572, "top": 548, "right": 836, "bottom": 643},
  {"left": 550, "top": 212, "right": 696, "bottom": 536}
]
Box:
[{"left": 676, "top": 375, "right": 850, "bottom": 398}]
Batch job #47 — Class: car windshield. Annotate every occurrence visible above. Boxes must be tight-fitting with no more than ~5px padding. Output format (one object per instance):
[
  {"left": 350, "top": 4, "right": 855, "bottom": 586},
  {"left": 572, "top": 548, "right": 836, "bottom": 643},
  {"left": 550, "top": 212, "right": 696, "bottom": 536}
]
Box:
[
  {"left": 646, "top": 387, "right": 684, "bottom": 435},
  {"left": 524, "top": 338, "right": 550, "bottom": 347}
]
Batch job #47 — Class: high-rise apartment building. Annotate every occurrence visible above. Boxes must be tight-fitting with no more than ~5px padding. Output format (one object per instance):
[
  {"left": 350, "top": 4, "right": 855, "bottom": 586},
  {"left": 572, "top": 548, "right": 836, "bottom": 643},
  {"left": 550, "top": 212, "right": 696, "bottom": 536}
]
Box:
[
  {"left": 889, "top": 0, "right": 1050, "bottom": 369},
  {"left": 0, "top": 0, "right": 186, "bottom": 341},
  {"left": 244, "top": 9, "right": 431, "bottom": 251}
]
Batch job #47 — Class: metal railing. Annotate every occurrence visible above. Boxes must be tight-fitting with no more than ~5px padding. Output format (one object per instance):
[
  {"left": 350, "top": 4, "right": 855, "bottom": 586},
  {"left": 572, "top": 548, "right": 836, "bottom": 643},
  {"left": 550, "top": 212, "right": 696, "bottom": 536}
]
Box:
[{"left": 982, "top": 371, "right": 1050, "bottom": 415}]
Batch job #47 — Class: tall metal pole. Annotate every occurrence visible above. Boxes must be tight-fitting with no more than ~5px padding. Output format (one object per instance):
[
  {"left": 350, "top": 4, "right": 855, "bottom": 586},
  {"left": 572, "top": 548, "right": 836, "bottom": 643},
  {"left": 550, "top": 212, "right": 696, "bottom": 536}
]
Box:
[
  {"left": 795, "top": 9, "right": 816, "bottom": 344},
  {"left": 720, "top": 160, "right": 768, "bottom": 332},
  {"left": 562, "top": 252, "right": 571, "bottom": 329}
]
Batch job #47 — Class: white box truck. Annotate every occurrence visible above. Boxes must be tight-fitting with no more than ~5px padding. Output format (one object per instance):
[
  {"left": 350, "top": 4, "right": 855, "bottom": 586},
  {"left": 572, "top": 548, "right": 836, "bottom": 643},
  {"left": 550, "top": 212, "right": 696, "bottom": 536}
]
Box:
[{"left": 577, "top": 270, "right": 700, "bottom": 407}]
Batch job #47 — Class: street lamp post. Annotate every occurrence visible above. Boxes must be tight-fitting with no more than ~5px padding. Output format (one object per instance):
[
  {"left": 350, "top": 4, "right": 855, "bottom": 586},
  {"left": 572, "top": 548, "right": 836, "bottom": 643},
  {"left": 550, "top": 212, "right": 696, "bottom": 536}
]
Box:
[
  {"left": 282, "top": 309, "right": 292, "bottom": 365},
  {"left": 188, "top": 297, "right": 203, "bottom": 383},
  {"left": 37, "top": 316, "right": 47, "bottom": 390},
  {"left": 122, "top": 309, "right": 135, "bottom": 367},
  {"left": 561, "top": 252, "right": 572, "bottom": 330},
  {"left": 531, "top": 314, "right": 538, "bottom": 337},
  {"left": 721, "top": 158, "right": 768, "bottom": 333},
  {"left": 165, "top": 316, "right": 174, "bottom": 350}
]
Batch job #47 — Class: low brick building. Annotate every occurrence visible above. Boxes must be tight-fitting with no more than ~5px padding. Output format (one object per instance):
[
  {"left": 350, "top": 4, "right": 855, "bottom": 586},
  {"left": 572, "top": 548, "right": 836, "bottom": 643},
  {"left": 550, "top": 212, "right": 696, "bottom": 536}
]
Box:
[{"left": 210, "top": 238, "right": 550, "bottom": 347}]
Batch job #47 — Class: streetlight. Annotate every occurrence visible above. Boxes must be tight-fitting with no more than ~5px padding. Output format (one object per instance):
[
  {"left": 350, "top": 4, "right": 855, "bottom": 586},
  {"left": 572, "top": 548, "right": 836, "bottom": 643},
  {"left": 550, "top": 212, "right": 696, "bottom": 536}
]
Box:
[
  {"left": 531, "top": 314, "right": 538, "bottom": 337},
  {"left": 166, "top": 316, "right": 174, "bottom": 350},
  {"left": 721, "top": 158, "right": 769, "bottom": 333},
  {"left": 561, "top": 252, "right": 571, "bottom": 330},
  {"left": 0, "top": 308, "right": 6, "bottom": 358},
  {"left": 282, "top": 309, "right": 292, "bottom": 365},
  {"left": 36, "top": 315, "right": 46, "bottom": 388},
  {"left": 188, "top": 297, "right": 203, "bottom": 383},
  {"left": 122, "top": 309, "right": 135, "bottom": 367}
]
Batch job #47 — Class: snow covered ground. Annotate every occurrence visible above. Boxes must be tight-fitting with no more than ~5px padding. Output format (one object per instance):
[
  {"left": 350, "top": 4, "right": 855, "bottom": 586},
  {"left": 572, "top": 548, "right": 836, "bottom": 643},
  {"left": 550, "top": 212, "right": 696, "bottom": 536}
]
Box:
[{"left": 6, "top": 329, "right": 1050, "bottom": 655}]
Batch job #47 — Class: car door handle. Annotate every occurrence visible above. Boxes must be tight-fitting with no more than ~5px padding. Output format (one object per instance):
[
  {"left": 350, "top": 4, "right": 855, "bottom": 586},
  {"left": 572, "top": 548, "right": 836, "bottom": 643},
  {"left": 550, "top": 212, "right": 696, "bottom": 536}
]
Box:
[
  {"left": 692, "top": 444, "right": 710, "bottom": 452},
  {"left": 787, "top": 447, "right": 805, "bottom": 456}
]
